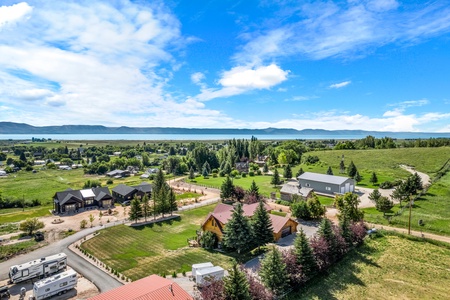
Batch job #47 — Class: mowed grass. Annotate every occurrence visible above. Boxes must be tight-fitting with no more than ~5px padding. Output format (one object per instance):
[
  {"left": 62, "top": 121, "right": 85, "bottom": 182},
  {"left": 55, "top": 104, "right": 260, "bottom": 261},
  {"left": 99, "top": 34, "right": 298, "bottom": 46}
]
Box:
[
  {"left": 287, "top": 233, "right": 450, "bottom": 300},
  {"left": 80, "top": 204, "right": 234, "bottom": 280},
  {"left": 192, "top": 175, "right": 277, "bottom": 197},
  {"left": 291, "top": 147, "right": 450, "bottom": 188},
  {"left": 364, "top": 170, "right": 450, "bottom": 237}
]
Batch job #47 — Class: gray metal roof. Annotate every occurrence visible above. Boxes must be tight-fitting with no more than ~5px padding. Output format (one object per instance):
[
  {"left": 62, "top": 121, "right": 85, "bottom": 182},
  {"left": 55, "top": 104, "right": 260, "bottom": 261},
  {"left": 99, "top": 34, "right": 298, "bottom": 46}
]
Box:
[
  {"left": 280, "top": 184, "right": 313, "bottom": 197},
  {"left": 298, "top": 172, "right": 352, "bottom": 185}
]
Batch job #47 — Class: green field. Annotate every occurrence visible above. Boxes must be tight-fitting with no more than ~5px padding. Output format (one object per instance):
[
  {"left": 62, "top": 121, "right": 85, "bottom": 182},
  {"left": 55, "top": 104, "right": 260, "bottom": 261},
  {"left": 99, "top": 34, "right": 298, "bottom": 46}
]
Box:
[
  {"left": 290, "top": 147, "right": 450, "bottom": 188},
  {"left": 287, "top": 232, "right": 450, "bottom": 299},
  {"left": 0, "top": 239, "right": 45, "bottom": 262},
  {"left": 191, "top": 174, "right": 277, "bottom": 197},
  {"left": 80, "top": 204, "right": 234, "bottom": 280},
  {"left": 364, "top": 170, "right": 450, "bottom": 237}
]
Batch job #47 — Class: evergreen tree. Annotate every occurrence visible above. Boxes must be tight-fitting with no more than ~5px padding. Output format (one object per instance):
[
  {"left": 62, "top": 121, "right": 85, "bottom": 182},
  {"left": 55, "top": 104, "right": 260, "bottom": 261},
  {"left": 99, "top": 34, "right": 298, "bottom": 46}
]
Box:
[
  {"left": 318, "top": 218, "right": 337, "bottom": 259},
  {"left": 223, "top": 264, "right": 251, "bottom": 300},
  {"left": 271, "top": 168, "right": 281, "bottom": 186},
  {"left": 202, "top": 166, "right": 209, "bottom": 178},
  {"left": 347, "top": 161, "right": 357, "bottom": 177},
  {"left": 157, "top": 187, "right": 169, "bottom": 218},
  {"left": 153, "top": 168, "right": 166, "bottom": 195},
  {"left": 222, "top": 203, "right": 253, "bottom": 253},
  {"left": 259, "top": 246, "right": 289, "bottom": 296},
  {"left": 202, "top": 161, "right": 211, "bottom": 174},
  {"left": 223, "top": 162, "right": 232, "bottom": 175},
  {"left": 252, "top": 201, "right": 274, "bottom": 250},
  {"left": 263, "top": 163, "right": 269, "bottom": 173},
  {"left": 339, "top": 160, "right": 345, "bottom": 173},
  {"left": 375, "top": 196, "right": 394, "bottom": 216},
  {"left": 412, "top": 172, "right": 423, "bottom": 191},
  {"left": 247, "top": 180, "right": 260, "bottom": 200},
  {"left": 327, "top": 166, "right": 333, "bottom": 175},
  {"left": 168, "top": 188, "right": 177, "bottom": 216},
  {"left": 283, "top": 164, "right": 293, "bottom": 179},
  {"left": 220, "top": 176, "right": 234, "bottom": 200},
  {"left": 368, "top": 189, "right": 381, "bottom": 203},
  {"left": 339, "top": 216, "right": 353, "bottom": 247},
  {"left": 91, "top": 155, "right": 97, "bottom": 163},
  {"left": 129, "top": 197, "right": 142, "bottom": 223},
  {"left": 293, "top": 228, "right": 316, "bottom": 277},
  {"left": 354, "top": 171, "right": 362, "bottom": 183},
  {"left": 188, "top": 166, "right": 195, "bottom": 180},
  {"left": 296, "top": 167, "right": 305, "bottom": 177},
  {"left": 141, "top": 195, "right": 152, "bottom": 222},
  {"left": 19, "top": 152, "right": 26, "bottom": 162},
  {"left": 370, "top": 172, "right": 378, "bottom": 185}
]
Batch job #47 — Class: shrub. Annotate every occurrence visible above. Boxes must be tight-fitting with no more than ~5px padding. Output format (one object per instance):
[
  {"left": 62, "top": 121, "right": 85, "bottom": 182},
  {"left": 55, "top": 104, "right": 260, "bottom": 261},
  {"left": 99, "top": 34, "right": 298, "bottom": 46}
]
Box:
[
  {"left": 172, "top": 271, "right": 177, "bottom": 278},
  {"left": 249, "top": 171, "right": 255, "bottom": 177},
  {"left": 212, "top": 172, "right": 218, "bottom": 178},
  {"left": 219, "top": 170, "right": 225, "bottom": 177},
  {"left": 182, "top": 270, "right": 186, "bottom": 277},
  {"left": 230, "top": 170, "right": 239, "bottom": 177},
  {"left": 242, "top": 172, "right": 247, "bottom": 178},
  {"left": 256, "top": 169, "right": 262, "bottom": 175},
  {"left": 106, "top": 179, "right": 114, "bottom": 185}
]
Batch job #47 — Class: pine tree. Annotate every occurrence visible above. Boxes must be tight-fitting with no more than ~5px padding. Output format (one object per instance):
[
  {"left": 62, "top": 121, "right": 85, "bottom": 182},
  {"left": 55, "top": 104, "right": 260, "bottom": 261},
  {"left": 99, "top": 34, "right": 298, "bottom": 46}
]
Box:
[
  {"left": 259, "top": 246, "right": 289, "bottom": 295},
  {"left": 296, "top": 167, "right": 305, "bottom": 177},
  {"left": 252, "top": 201, "right": 274, "bottom": 250},
  {"left": 129, "top": 198, "right": 142, "bottom": 223},
  {"left": 293, "top": 228, "right": 316, "bottom": 277},
  {"left": 220, "top": 176, "right": 234, "bottom": 200},
  {"left": 412, "top": 172, "right": 423, "bottom": 191},
  {"left": 327, "top": 166, "right": 333, "bottom": 175},
  {"left": 347, "top": 161, "right": 357, "bottom": 177},
  {"left": 19, "top": 152, "right": 26, "bottom": 162},
  {"left": 271, "top": 168, "right": 281, "bottom": 186},
  {"left": 318, "top": 218, "right": 337, "bottom": 259},
  {"left": 222, "top": 203, "right": 253, "bottom": 253},
  {"left": 339, "top": 160, "right": 345, "bottom": 174},
  {"left": 369, "top": 172, "right": 378, "bottom": 185},
  {"left": 202, "top": 161, "right": 211, "bottom": 174},
  {"left": 223, "top": 264, "right": 251, "bottom": 300},
  {"left": 375, "top": 196, "right": 394, "bottom": 216},
  {"left": 153, "top": 169, "right": 167, "bottom": 195},
  {"left": 263, "top": 163, "right": 269, "bottom": 173},
  {"left": 368, "top": 189, "right": 381, "bottom": 203},
  {"left": 283, "top": 164, "right": 293, "bottom": 179},
  {"left": 202, "top": 166, "right": 209, "bottom": 178},
  {"left": 168, "top": 188, "right": 177, "bottom": 216},
  {"left": 188, "top": 166, "right": 195, "bottom": 180},
  {"left": 141, "top": 195, "right": 152, "bottom": 222},
  {"left": 158, "top": 187, "right": 168, "bottom": 218},
  {"left": 354, "top": 171, "right": 362, "bottom": 183},
  {"left": 247, "top": 180, "right": 260, "bottom": 200}
]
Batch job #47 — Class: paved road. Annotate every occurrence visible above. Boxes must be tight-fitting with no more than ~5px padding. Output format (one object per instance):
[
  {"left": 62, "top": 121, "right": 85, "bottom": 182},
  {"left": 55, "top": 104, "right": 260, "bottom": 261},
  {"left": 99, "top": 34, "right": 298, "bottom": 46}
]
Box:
[{"left": 0, "top": 224, "right": 123, "bottom": 292}]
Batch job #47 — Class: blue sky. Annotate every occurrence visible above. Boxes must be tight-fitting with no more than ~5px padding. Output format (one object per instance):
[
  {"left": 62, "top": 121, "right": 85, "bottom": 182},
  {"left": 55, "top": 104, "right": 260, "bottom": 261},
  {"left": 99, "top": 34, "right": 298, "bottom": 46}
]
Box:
[{"left": 0, "top": 0, "right": 450, "bottom": 132}]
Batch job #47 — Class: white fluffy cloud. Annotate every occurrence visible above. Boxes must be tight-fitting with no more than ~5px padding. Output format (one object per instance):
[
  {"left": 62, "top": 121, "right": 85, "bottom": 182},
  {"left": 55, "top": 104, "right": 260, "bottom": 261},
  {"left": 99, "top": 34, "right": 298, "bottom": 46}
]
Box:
[
  {"left": 195, "top": 64, "right": 288, "bottom": 101},
  {"left": 329, "top": 81, "right": 351, "bottom": 89},
  {"left": 0, "top": 2, "right": 32, "bottom": 28}
]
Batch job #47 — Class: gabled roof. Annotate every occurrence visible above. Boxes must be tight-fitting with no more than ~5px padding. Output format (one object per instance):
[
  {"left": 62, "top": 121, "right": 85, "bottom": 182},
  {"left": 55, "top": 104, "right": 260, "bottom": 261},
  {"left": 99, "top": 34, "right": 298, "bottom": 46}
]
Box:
[
  {"left": 208, "top": 202, "right": 271, "bottom": 225},
  {"left": 93, "top": 187, "right": 113, "bottom": 201},
  {"left": 280, "top": 184, "right": 313, "bottom": 197},
  {"left": 87, "top": 274, "right": 193, "bottom": 300},
  {"left": 298, "top": 172, "right": 352, "bottom": 185},
  {"left": 269, "top": 214, "right": 298, "bottom": 234},
  {"left": 112, "top": 184, "right": 136, "bottom": 197},
  {"left": 133, "top": 182, "right": 152, "bottom": 193},
  {"left": 54, "top": 190, "right": 83, "bottom": 205}
]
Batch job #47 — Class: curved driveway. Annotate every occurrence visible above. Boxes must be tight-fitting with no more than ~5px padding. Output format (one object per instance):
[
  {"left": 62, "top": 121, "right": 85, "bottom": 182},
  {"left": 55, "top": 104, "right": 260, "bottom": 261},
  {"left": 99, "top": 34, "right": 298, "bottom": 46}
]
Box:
[{"left": 0, "top": 224, "right": 122, "bottom": 292}]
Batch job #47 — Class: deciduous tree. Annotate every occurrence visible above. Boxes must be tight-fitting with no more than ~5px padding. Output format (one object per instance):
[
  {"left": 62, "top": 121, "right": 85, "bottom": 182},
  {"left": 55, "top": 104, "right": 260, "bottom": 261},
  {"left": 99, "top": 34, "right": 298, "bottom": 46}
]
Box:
[
  {"left": 19, "top": 218, "right": 44, "bottom": 236},
  {"left": 334, "top": 192, "right": 363, "bottom": 222}
]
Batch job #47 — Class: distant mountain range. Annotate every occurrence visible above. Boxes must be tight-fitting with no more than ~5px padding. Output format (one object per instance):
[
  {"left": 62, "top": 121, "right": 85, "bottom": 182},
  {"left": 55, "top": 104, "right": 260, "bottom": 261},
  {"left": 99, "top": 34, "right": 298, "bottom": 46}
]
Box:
[{"left": 0, "top": 122, "right": 449, "bottom": 138}]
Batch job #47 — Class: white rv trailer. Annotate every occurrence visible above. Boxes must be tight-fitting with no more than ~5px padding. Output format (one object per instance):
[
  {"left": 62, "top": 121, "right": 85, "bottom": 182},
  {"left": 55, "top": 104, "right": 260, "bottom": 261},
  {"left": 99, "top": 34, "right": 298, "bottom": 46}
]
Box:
[
  {"left": 32, "top": 269, "right": 77, "bottom": 300},
  {"left": 192, "top": 262, "right": 214, "bottom": 277},
  {"left": 9, "top": 253, "right": 67, "bottom": 284},
  {"left": 195, "top": 266, "right": 225, "bottom": 285}
]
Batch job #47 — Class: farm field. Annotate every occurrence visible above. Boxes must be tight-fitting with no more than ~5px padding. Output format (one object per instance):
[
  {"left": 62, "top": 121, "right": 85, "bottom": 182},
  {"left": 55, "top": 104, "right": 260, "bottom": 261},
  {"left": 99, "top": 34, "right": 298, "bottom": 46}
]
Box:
[
  {"left": 287, "top": 232, "right": 450, "bottom": 300},
  {"left": 364, "top": 171, "right": 450, "bottom": 237},
  {"left": 291, "top": 147, "right": 450, "bottom": 188},
  {"left": 80, "top": 204, "right": 234, "bottom": 280}
]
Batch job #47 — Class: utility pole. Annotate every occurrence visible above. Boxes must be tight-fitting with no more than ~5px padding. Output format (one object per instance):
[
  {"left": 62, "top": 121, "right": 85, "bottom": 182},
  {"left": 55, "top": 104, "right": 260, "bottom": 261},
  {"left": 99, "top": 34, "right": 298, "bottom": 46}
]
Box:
[{"left": 408, "top": 194, "right": 413, "bottom": 235}]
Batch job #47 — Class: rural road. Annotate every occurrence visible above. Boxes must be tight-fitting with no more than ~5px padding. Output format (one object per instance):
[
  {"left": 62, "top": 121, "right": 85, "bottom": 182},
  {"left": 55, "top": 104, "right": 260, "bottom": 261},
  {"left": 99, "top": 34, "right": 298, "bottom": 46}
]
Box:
[{"left": 0, "top": 223, "right": 123, "bottom": 292}]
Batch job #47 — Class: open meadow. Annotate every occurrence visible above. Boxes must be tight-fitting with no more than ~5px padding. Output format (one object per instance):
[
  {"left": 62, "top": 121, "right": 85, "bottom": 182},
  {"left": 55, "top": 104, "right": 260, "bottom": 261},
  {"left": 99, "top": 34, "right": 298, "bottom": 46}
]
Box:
[
  {"left": 80, "top": 204, "right": 234, "bottom": 280},
  {"left": 364, "top": 170, "right": 450, "bottom": 237},
  {"left": 287, "top": 232, "right": 450, "bottom": 300}
]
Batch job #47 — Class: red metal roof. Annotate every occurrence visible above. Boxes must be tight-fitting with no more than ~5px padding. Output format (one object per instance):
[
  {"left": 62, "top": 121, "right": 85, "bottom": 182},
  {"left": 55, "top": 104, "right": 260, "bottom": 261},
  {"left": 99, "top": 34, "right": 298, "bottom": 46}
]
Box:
[
  {"left": 209, "top": 202, "right": 271, "bottom": 225},
  {"left": 88, "top": 275, "right": 193, "bottom": 300}
]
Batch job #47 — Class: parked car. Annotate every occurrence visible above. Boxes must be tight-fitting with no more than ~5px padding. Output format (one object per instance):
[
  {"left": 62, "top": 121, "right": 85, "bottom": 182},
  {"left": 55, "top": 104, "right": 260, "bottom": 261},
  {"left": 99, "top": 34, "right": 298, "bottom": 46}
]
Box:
[
  {"left": 0, "top": 285, "right": 10, "bottom": 298},
  {"left": 122, "top": 200, "right": 131, "bottom": 206}
]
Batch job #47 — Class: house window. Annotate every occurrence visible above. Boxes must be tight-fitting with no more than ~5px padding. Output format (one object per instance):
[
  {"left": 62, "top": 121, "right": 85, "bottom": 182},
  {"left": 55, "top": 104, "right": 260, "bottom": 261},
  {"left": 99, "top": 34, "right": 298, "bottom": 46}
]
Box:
[
  {"left": 45, "top": 288, "right": 50, "bottom": 292},
  {"left": 326, "top": 187, "right": 331, "bottom": 191},
  {"left": 22, "top": 269, "right": 29, "bottom": 277},
  {"left": 85, "top": 199, "right": 94, "bottom": 205},
  {"left": 60, "top": 282, "right": 68, "bottom": 287},
  {"left": 305, "top": 183, "right": 310, "bottom": 187},
  {"left": 212, "top": 219, "right": 216, "bottom": 227}
]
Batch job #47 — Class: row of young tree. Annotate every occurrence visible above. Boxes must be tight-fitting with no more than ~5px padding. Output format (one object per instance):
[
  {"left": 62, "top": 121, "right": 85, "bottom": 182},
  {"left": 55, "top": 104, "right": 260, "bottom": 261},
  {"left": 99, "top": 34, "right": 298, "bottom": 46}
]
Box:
[
  {"left": 128, "top": 170, "right": 178, "bottom": 223},
  {"left": 200, "top": 218, "right": 367, "bottom": 299},
  {"left": 220, "top": 178, "right": 262, "bottom": 203}
]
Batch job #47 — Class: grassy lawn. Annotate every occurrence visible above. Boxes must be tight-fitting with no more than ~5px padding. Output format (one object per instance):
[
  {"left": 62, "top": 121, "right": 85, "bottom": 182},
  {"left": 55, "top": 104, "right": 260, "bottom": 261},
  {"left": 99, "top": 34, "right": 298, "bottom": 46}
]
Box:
[
  {"left": 175, "top": 191, "right": 202, "bottom": 201},
  {"left": 363, "top": 170, "right": 450, "bottom": 237},
  {"left": 317, "top": 195, "right": 334, "bottom": 206},
  {"left": 287, "top": 232, "right": 450, "bottom": 299},
  {"left": 80, "top": 204, "right": 235, "bottom": 280},
  {"left": 0, "top": 240, "right": 46, "bottom": 262},
  {"left": 290, "top": 147, "right": 450, "bottom": 188},
  {"left": 191, "top": 175, "right": 277, "bottom": 197}
]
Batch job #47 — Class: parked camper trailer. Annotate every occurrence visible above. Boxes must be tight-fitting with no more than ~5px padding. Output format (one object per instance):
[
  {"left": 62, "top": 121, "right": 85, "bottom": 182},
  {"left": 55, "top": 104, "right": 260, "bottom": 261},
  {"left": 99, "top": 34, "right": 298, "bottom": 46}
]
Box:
[
  {"left": 191, "top": 262, "right": 214, "bottom": 277},
  {"left": 9, "top": 253, "right": 67, "bottom": 284},
  {"left": 195, "top": 266, "right": 225, "bottom": 285},
  {"left": 32, "top": 269, "right": 77, "bottom": 300}
]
